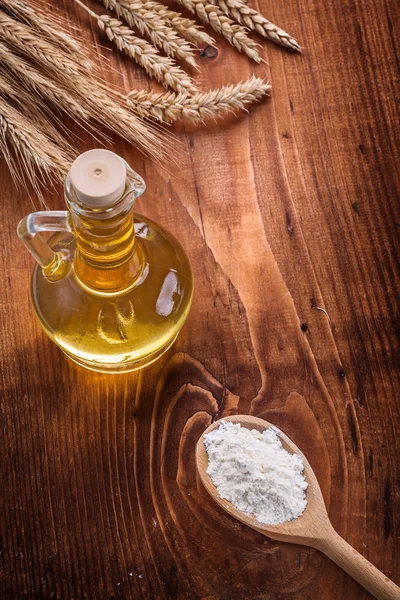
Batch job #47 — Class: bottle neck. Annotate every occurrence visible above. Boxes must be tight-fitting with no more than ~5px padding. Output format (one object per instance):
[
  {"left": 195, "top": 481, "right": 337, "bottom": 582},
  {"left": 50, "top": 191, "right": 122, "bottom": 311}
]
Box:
[{"left": 67, "top": 191, "right": 143, "bottom": 293}]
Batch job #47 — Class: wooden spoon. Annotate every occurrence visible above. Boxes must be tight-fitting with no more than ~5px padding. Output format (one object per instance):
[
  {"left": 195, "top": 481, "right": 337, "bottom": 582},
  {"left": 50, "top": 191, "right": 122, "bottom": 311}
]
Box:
[{"left": 196, "top": 415, "right": 400, "bottom": 600}]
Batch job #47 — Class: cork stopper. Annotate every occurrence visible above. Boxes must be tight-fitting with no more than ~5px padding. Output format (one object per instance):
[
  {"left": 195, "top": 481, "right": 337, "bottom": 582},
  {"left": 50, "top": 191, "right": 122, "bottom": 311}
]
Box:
[{"left": 69, "top": 149, "right": 127, "bottom": 207}]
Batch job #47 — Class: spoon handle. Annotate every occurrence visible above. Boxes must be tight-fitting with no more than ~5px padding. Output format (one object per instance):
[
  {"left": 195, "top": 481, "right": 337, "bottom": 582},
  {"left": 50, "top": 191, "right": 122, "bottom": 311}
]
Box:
[{"left": 317, "top": 530, "right": 400, "bottom": 600}]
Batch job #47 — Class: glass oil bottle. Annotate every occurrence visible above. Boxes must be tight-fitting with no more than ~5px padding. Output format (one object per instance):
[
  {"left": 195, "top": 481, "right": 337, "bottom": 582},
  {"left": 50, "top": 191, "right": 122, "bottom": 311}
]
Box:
[{"left": 18, "top": 150, "right": 193, "bottom": 373}]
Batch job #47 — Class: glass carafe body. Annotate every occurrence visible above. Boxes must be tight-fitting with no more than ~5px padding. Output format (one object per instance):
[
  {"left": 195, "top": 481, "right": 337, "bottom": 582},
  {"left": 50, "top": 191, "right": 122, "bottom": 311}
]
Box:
[{"left": 18, "top": 161, "right": 193, "bottom": 373}]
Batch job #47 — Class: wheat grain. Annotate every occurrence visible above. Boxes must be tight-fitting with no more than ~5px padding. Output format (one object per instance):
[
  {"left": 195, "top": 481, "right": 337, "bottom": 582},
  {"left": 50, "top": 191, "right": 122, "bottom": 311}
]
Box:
[
  {"left": 0, "top": 96, "right": 71, "bottom": 190},
  {"left": 0, "top": 0, "right": 93, "bottom": 67},
  {"left": 97, "top": 14, "right": 197, "bottom": 93},
  {"left": 125, "top": 75, "right": 270, "bottom": 122},
  {"left": 174, "top": 0, "right": 261, "bottom": 62},
  {"left": 135, "top": 0, "right": 215, "bottom": 47},
  {"left": 100, "top": 0, "right": 197, "bottom": 66},
  {"left": 217, "top": 0, "right": 300, "bottom": 52}
]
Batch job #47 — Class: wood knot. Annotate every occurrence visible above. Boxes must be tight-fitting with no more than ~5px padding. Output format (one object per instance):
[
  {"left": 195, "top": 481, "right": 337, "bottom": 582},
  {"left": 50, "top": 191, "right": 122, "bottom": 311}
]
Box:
[
  {"left": 286, "top": 211, "right": 293, "bottom": 235},
  {"left": 200, "top": 46, "right": 218, "bottom": 59}
]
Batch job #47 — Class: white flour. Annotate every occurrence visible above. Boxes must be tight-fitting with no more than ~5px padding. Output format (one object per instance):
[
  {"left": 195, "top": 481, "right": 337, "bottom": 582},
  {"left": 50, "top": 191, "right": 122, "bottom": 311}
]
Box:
[{"left": 204, "top": 421, "right": 307, "bottom": 525}]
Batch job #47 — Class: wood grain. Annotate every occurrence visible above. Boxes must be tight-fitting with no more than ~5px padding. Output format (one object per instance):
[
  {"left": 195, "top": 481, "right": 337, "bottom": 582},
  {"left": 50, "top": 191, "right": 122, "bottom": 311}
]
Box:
[{"left": 0, "top": 0, "right": 399, "bottom": 598}]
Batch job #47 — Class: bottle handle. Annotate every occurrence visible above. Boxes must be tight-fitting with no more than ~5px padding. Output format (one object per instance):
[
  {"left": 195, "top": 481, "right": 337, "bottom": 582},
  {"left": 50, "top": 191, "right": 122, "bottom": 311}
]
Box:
[
  {"left": 126, "top": 166, "right": 146, "bottom": 199},
  {"left": 17, "top": 211, "right": 73, "bottom": 279}
]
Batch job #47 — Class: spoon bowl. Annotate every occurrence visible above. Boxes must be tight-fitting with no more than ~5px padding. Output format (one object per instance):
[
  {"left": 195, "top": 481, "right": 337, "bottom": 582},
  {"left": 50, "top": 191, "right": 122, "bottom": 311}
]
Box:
[
  {"left": 196, "top": 414, "right": 328, "bottom": 545},
  {"left": 196, "top": 415, "right": 400, "bottom": 600}
]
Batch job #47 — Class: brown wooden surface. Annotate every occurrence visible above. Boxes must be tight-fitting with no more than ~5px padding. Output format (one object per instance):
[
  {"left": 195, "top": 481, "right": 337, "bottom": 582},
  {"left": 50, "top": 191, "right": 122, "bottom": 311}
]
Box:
[{"left": 1, "top": 0, "right": 399, "bottom": 598}]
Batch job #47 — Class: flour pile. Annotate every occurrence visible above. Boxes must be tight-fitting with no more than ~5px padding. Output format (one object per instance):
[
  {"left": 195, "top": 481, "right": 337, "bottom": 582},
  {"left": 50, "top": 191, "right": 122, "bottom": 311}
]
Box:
[{"left": 204, "top": 421, "right": 308, "bottom": 525}]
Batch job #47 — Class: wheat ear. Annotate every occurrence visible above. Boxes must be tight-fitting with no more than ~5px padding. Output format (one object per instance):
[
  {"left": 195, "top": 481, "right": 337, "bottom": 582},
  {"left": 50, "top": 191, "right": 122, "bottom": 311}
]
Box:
[
  {"left": 0, "top": 97, "right": 71, "bottom": 189},
  {"left": 217, "top": 0, "right": 300, "bottom": 52},
  {"left": 100, "top": 0, "right": 197, "bottom": 66},
  {"left": 174, "top": 0, "right": 261, "bottom": 62},
  {"left": 134, "top": 0, "right": 215, "bottom": 47},
  {"left": 73, "top": 0, "right": 196, "bottom": 92},
  {"left": 125, "top": 75, "right": 270, "bottom": 122},
  {"left": 0, "top": 43, "right": 91, "bottom": 122},
  {"left": 97, "top": 14, "right": 197, "bottom": 93},
  {"left": 0, "top": 0, "right": 93, "bottom": 68}
]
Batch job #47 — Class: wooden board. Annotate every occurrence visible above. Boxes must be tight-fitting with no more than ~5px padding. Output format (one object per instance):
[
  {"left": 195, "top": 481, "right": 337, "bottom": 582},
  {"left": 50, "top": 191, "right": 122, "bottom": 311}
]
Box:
[{"left": 0, "top": 0, "right": 399, "bottom": 598}]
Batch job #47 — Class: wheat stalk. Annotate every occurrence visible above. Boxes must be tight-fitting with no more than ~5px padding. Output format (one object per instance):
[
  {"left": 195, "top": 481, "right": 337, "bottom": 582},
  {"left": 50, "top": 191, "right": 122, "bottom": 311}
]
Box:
[
  {"left": 99, "top": 0, "right": 197, "bottom": 66},
  {"left": 0, "top": 96, "right": 71, "bottom": 190},
  {"left": 135, "top": 0, "right": 215, "bottom": 47},
  {"left": 0, "top": 0, "right": 93, "bottom": 67},
  {"left": 0, "top": 42, "right": 91, "bottom": 122},
  {"left": 96, "top": 14, "right": 197, "bottom": 93},
  {"left": 0, "top": 70, "right": 75, "bottom": 149},
  {"left": 125, "top": 75, "right": 270, "bottom": 122},
  {"left": 217, "top": 0, "right": 300, "bottom": 52},
  {"left": 174, "top": 0, "right": 261, "bottom": 62}
]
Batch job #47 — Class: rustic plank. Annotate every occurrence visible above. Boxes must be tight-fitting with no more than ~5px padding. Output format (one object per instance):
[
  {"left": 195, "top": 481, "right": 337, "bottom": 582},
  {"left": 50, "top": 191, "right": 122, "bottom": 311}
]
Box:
[{"left": 0, "top": 0, "right": 399, "bottom": 598}]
